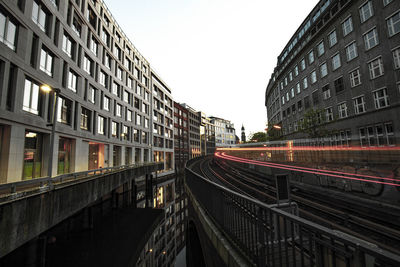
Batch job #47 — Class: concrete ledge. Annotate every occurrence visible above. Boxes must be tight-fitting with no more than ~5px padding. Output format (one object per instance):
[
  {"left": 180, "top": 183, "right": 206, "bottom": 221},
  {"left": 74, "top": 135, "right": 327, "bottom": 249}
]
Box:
[
  {"left": 186, "top": 185, "right": 253, "bottom": 267},
  {"left": 0, "top": 163, "right": 162, "bottom": 258}
]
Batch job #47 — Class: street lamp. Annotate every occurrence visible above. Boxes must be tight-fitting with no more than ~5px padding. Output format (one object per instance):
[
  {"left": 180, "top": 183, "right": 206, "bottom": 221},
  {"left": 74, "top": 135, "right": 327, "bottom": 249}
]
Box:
[
  {"left": 40, "top": 84, "right": 61, "bottom": 177},
  {"left": 273, "top": 125, "right": 282, "bottom": 130}
]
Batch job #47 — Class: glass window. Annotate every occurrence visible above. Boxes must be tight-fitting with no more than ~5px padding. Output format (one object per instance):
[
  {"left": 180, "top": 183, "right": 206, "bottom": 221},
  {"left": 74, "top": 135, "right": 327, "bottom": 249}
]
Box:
[
  {"left": 23, "top": 131, "right": 43, "bottom": 179},
  {"left": 320, "top": 62, "right": 328, "bottom": 78},
  {"left": 353, "top": 96, "right": 366, "bottom": 114},
  {"left": 98, "top": 116, "right": 105, "bottom": 134},
  {"left": 103, "top": 96, "right": 110, "bottom": 110},
  {"left": 83, "top": 56, "right": 91, "bottom": 74},
  {"left": 359, "top": 1, "right": 373, "bottom": 23},
  {"left": 290, "top": 88, "right": 294, "bottom": 98},
  {"left": 23, "top": 78, "right": 40, "bottom": 115},
  {"left": 57, "top": 96, "right": 72, "bottom": 124},
  {"left": 322, "top": 85, "right": 331, "bottom": 100},
  {"left": 112, "top": 82, "right": 119, "bottom": 96},
  {"left": 342, "top": 17, "right": 353, "bottom": 36},
  {"left": 99, "top": 71, "right": 106, "bottom": 86},
  {"left": 338, "top": 102, "right": 348, "bottom": 118},
  {"left": 334, "top": 77, "right": 344, "bottom": 93},
  {"left": 393, "top": 48, "right": 400, "bottom": 69},
  {"left": 90, "top": 37, "right": 97, "bottom": 55},
  {"left": 72, "top": 16, "right": 82, "bottom": 37},
  {"left": 349, "top": 69, "right": 361, "bottom": 87},
  {"left": 296, "top": 82, "right": 301, "bottom": 94},
  {"left": 373, "top": 88, "right": 389, "bottom": 109},
  {"left": 68, "top": 71, "right": 77, "bottom": 92},
  {"left": 127, "top": 109, "right": 132, "bottom": 121},
  {"left": 308, "top": 50, "right": 314, "bottom": 64},
  {"left": 39, "top": 48, "right": 53, "bottom": 76},
  {"left": 363, "top": 28, "right": 379, "bottom": 50},
  {"left": 116, "top": 103, "right": 122, "bottom": 117},
  {"left": 383, "top": 0, "right": 393, "bottom": 6},
  {"left": 328, "top": 30, "right": 337, "bottom": 47},
  {"left": 294, "top": 65, "right": 299, "bottom": 76},
  {"left": 123, "top": 90, "right": 129, "bottom": 103},
  {"left": 302, "top": 77, "right": 308, "bottom": 89},
  {"left": 300, "top": 58, "right": 306, "bottom": 70},
  {"left": 317, "top": 41, "right": 324, "bottom": 57},
  {"left": 80, "top": 107, "right": 90, "bottom": 130},
  {"left": 32, "top": 1, "right": 46, "bottom": 32},
  {"left": 368, "top": 57, "right": 384, "bottom": 79},
  {"left": 332, "top": 53, "right": 341, "bottom": 70},
  {"left": 387, "top": 11, "right": 400, "bottom": 37},
  {"left": 346, "top": 42, "right": 358, "bottom": 61},
  {"left": 88, "top": 85, "right": 96, "bottom": 103},
  {"left": 62, "top": 34, "right": 72, "bottom": 57},
  {"left": 0, "top": 12, "right": 17, "bottom": 50},
  {"left": 310, "top": 70, "right": 317, "bottom": 84},
  {"left": 325, "top": 107, "right": 333, "bottom": 121},
  {"left": 111, "top": 121, "right": 118, "bottom": 137}
]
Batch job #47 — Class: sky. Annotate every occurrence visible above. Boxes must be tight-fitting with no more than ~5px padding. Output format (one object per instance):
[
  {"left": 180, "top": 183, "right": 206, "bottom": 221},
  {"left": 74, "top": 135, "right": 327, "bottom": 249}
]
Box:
[{"left": 103, "top": 0, "right": 319, "bottom": 138}]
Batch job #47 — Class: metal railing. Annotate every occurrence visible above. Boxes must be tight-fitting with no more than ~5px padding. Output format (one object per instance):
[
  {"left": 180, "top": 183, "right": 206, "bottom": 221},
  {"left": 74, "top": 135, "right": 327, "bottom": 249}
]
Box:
[
  {"left": 185, "top": 157, "right": 400, "bottom": 267},
  {"left": 0, "top": 162, "right": 162, "bottom": 201}
]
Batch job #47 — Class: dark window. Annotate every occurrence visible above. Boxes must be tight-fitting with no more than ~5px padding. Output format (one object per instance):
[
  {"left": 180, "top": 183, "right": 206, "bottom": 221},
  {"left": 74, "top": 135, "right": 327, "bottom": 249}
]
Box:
[
  {"left": 312, "top": 91, "right": 319, "bottom": 105},
  {"left": 297, "top": 100, "right": 302, "bottom": 110},
  {"left": 304, "top": 96, "right": 310, "bottom": 109},
  {"left": 334, "top": 77, "right": 344, "bottom": 93}
]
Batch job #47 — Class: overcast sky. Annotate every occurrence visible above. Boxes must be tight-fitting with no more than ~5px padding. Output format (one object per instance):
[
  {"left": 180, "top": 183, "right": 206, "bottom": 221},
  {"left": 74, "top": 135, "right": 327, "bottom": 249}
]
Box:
[{"left": 103, "top": 0, "right": 319, "bottom": 138}]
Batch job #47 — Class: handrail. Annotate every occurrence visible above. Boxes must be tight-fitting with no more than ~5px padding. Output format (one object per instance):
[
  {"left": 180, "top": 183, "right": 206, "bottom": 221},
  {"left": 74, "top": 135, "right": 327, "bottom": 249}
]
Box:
[
  {"left": 185, "top": 156, "right": 400, "bottom": 266},
  {"left": 0, "top": 162, "right": 162, "bottom": 197}
]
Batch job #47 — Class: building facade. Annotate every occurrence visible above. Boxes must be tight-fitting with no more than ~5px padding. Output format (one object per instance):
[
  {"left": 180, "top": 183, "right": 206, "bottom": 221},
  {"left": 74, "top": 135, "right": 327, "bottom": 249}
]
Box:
[
  {"left": 181, "top": 103, "right": 201, "bottom": 159},
  {"left": 265, "top": 0, "right": 400, "bottom": 146},
  {"left": 199, "top": 112, "right": 215, "bottom": 155},
  {"left": 209, "top": 116, "right": 236, "bottom": 147},
  {"left": 173, "top": 102, "right": 189, "bottom": 172}
]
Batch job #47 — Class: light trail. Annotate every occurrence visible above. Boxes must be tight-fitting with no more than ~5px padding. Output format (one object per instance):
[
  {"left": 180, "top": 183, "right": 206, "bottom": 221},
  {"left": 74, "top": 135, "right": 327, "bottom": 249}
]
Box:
[
  {"left": 215, "top": 152, "right": 400, "bottom": 187},
  {"left": 217, "top": 145, "right": 400, "bottom": 152}
]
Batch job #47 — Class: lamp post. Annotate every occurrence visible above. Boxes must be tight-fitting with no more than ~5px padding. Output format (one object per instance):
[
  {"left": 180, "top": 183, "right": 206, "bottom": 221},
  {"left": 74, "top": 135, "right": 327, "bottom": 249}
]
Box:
[{"left": 40, "top": 84, "right": 61, "bottom": 177}]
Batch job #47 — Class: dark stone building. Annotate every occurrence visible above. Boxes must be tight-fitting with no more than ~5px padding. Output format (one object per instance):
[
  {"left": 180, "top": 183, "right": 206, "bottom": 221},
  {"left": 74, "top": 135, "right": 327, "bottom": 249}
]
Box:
[{"left": 265, "top": 0, "right": 400, "bottom": 146}]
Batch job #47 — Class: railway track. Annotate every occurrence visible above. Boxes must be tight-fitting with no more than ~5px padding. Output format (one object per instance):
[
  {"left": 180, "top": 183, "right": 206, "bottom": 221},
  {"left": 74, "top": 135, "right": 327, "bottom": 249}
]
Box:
[{"left": 190, "top": 156, "right": 400, "bottom": 255}]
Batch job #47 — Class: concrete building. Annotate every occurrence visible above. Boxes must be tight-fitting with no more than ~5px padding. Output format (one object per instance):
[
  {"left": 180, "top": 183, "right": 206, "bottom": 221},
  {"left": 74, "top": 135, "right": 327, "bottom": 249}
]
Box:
[
  {"left": 199, "top": 112, "right": 215, "bottom": 155},
  {"left": 173, "top": 102, "right": 189, "bottom": 172},
  {"left": 265, "top": 0, "right": 400, "bottom": 145},
  {"left": 209, "top": 116, "right": 236, "bottom": 147},
  {"left": 181, "top": 103, "right": 201, "bottom": 159}
]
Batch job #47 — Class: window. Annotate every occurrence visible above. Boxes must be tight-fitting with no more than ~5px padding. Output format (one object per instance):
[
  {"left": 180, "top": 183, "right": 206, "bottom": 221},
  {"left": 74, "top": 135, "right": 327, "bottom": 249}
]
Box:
[
  {"left": 312, "top": 90, "right": 319, "bottom": 105},
  {"left": 23, "top": 78, "right": 40, "bottom": 114},
  {"left": 284, "top": 77, "right": 288, "bottom": 86},
  {"left": 325, "top": 107, "right": 333, "bottom": 121},
  {"left": 127, "top": 76, "right": 133, "bottom": 88},
  {"left": 117, "top": 67, "right": 123, "bottom": 80},
  {"left": 310, "top": 70, "right": 317, "bottom": 84},
  {"left": 308, "top": 50, "right": 315, "bottom": 64},
  {"left": 353, "top": 96, "right": 366, "bottom": 114},
  {"left": 116, "top": 103, "right": 122, "bottom": 117},
  {"left": 338, "top": 102, "right": 348, "bottom": 118},
  {"left": 39, "top": 47, "right": 53, "bottom": 76},
  {"left": 90, "top": 37, "right": 98, "bottom": 55},
  {"left": 373, "top": 88, "right": 389, "bottom": 109},
  {"left": 383, "top": 0, "right": 393, "bottom": 6},
  {"left": 302, "top": 77, "right": 308, "bottom": 89},
  {"left": 385, "top": 122, "right": 394, "bottom": 145},
  {"left": 317, "top": 41, "right": 324, "bottom": 57},
  {"left": 286, "top": 92, "right": 289, "bottom": 102},
  {"left": 330, "top": 54, "right": 341, "bottom": 72},
  {"left": 145, "top": 118, "right": 149, "bottom": 128},
  {"left": 300, "top": 58, "right": 306, "bottom": 70},
  {"left": 98, "top": 116, "right": 105, "bottom": 134},
  {"left": 322, "top": 85, "right": 331, "bottom": 100},
  {"left": 387, "top": 10, "right": 400, "bottom": 37},
  {"left": 99, "top": 71, "right": 106, "bottom": 87},
  {"left": 393, "top": 48, "right": 400, "bottom": 69},
  {"left": 57, "top": 96, "right": 72, "bottom": 124},
  {"left": 112, "top": 82, "right": 119, "bottom": 96},
  {"left": 72, "top": 16, "right": 82, "bottom": 37},
  {"left": 88, "top": 85, "right": 96, "bottom": 103},
  {"left": 68, "top": 71, "right": 77, "bottom": 92},
  {"left": 296, "top": 83, "right": 301, "bottom": 94},
  {"left": 281, "top": 96, "right": 285, "bottom": 105},
  {"left": 122, "top": 126, "right": 128, "bottom": 140},
  {"left": 83, "top": 55, "right": 91, "bottom": 74},
  {"left": 113, "top": 45, "right": 121, "bottom": 60},
  {"left": 80, "top": 107, "right": 90, "bottom": 130},
  {"left": 342, "top": 16, "right": 353, "bottom": 36},
  {"left": 87, "top": 6, "right": 96, "bottom": 28},
  {"left": 359, "top": 128, "right": 367, "bottom": 147},
  {"left": 368, "top": 57, "right": 384, "bottom": 79},
  {"left": 32, "top": 1, "right": 47, "bottom": 32},
  {"left": 123, "top": 90, "right": 129, "bottom": 103},
  {"left": 363, "top": 28, "right": 379, "bottom": 50},
  {"left": 290, "top": 88, "right": 294, "bottom": 98},
  {"left": 103, "top": 96, "right": 110, "bottom": 110},
  {"left": 350, "top": 69, "right": 361, "bottom": 87},
  {"left": 320, "top": 63, "right": 328, "bottom": 78},
  {"left": 111, "top": 121, "right": 118, "bottom": 137},
  {"left": 359, "top": 1, "right": 373, "bottom": 23},
  {"left": 294, "top": 65, "right": 299, "bottom": 76},
  {"left": 101, "top": 28, "right": 109, "bottom": 45},
  {"left": 328, "top": 30, "right": 337, "bottom": 47},
  {"left": 346, "top": 42, "right": 358, "bottom": 61},
  {"left": 0, "top": 11, "right": 17, "bottom": 50},
  {"left": 127, "top": 109, "right": 132, "bottom": 121},
  {"left": 289, "top": 72, "right": 293, "bottom": 81},
  {"left": 334, "top": 77, "right": 344, "bottom": 93},
  {"left": 62, "top": 34, "right": 72, "bottom": 57},
  {"left": 297, "top": 100, "right": 302, "bottom": 111},
  {"left": 136, "top": 114, "right": 141, "bottom": 126}
]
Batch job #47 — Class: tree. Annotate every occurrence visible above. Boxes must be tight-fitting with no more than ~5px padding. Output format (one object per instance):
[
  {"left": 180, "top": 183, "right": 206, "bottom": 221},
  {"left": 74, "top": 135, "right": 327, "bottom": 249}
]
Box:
[
  {"left": 298, "top": 108, "right": 332, "bottom": 138},
  {"left": 248, "top": 132, "right": 268, "bottom": 143},
  {"left": 266, "top": 122, "right": 282, "bottom": 141}
]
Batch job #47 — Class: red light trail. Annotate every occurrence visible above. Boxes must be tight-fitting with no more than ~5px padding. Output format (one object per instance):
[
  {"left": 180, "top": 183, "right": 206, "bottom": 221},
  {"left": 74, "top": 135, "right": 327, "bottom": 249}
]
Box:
[
  {"left": 216, "top": 145, "right": 400, "bottom": 152},
  {"left": 215, "top": 152, "right": 400, "bottom": 187}
]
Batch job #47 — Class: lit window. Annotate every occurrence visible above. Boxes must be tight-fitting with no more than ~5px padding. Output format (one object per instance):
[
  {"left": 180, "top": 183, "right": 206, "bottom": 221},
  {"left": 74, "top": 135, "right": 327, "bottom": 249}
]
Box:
[
  {"left": 62, "top": 34, "right": 72, "bottom": 57},
  {"left": 103, "top": 96, "right": 110, "bottom": 111},
  {"left": 0, "top": 12, "right": 17, "bottom": 51},
  {"left": 32, "top": 1, "right": 47, "bottom": 32},
  {"left": 80, "top": 107, "right": 90, "bottom": 130},
  {"left": 317, "top": 41, "right": 324, "bottom": 57},
  {"left": 322, "top": 85, "right": 331, "bottom": 100},
  {"left": 368, "top": 57, "right": 384, "bottom": 79},
  {"left": 328, "top": 30, "right": 337, "bottom": 47},
  {"left": 310, "top": 70, "right": 317, "bottom": 84},
  {"left": 373, "top": 88, "right": 389, "bottom": 109},
  {"left": 127, "top": 110, "right": 132, "bottom": 121},
  {"left": 363, "top": 28, "right": 379, "bottom": 50},
  {"left": 40, "top": 48, "right": 53, "bottom": 76},
  {"left": 57, "top": 97, "right": 72, "bottom": 124},
  {"left": 320, "top": 62, "right": 328, "bottom": 78},
  {"left": 136, "top": 114, "right": 141, "bottom": 126},
  {"left": 349, "top": 69, "right": 361, "bottom": 87},
  {"left": 23, "top": 78, "right": 40, "bottom": 115},
  {"left": 332, "top": 53, "right": 341, "bottom": 70},
  {"left": 111, "top": 121, "right": 118, "bottom": 137},
  {"left": 387, "top": 11, "right": 400, "bottom": 37},
  {"left": 68, "top": 71, "right": 77, "bottom": 92},
  {"left": 98, "top": 116, "right": 105, "bottom": 134},
  {"left": 342, "top": 16, "right": 353, "bottom": 36},
  {"left": 353, "top": 96, "right": 366, "bottom": 114},
  {"left": 359, "top": 1, "right": 373, "bottom": 23},
  {"left": 393, "top": 48, "right": 400, "bottom": 69},
  {"left": 338, "top": 102, "right": 348, "bottom": 118},
  {"left": 346, "top": 42, "right": 358, "bottom": 61}
]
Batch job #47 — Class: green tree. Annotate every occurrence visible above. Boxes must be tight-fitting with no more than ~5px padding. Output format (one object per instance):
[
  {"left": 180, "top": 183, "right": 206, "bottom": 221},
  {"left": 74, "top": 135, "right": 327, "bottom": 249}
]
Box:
[
  {"left": 298, "top": 108, "right": 332, "bottom": 138},
  {"left": 266, "top": 122, "right": 282, "bottom": 141},
  {"left": 249, "top": 131, "right": 268, "bottom": 143}
]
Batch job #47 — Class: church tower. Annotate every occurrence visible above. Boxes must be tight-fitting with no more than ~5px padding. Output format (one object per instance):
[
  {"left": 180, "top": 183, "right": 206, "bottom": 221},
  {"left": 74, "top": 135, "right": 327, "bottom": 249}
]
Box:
[{"left": 241, "top": 125, "right": 246, "bottom": 143}]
